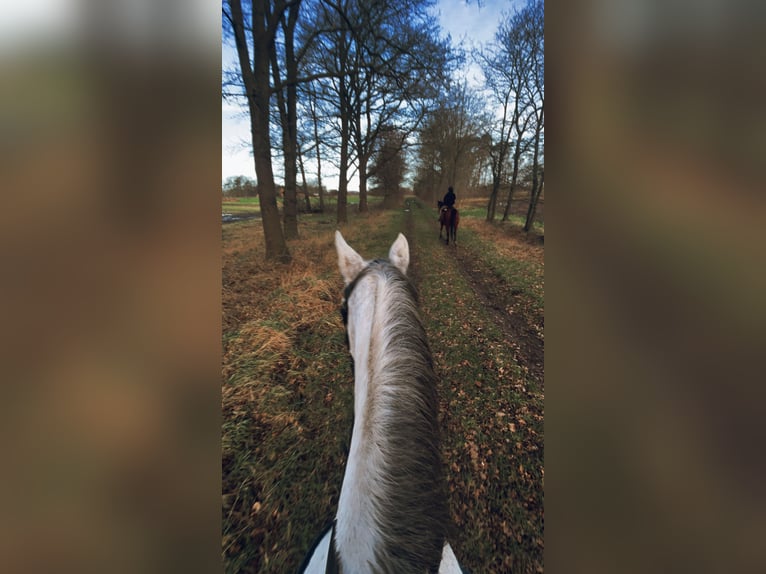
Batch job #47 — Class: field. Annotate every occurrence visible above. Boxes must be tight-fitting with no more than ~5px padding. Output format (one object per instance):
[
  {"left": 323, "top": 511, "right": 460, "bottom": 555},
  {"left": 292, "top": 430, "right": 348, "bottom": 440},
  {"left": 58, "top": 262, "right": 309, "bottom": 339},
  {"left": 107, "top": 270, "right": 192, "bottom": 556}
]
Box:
[
  {"left": 222, "top": 196, "right": 262, "bottom": 217},
  {"left": 222, "top": 194, "right": 385, "bottom": 218},
  {"left": 222, "top": 198, "right": 544, "bottom": 573}
]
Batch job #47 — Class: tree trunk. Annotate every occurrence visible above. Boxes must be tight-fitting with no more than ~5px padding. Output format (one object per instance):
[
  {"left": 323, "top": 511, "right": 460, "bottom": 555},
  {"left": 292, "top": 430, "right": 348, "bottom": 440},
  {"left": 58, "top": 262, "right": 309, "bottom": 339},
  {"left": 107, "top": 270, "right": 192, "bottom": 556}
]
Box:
[
  {"left": 524, "top": 169, "right": 543, "bottom": 232},
  {"left": 282, "top": 141, "right": 299, "bottom": 238},
  {"left": 524, "top": 106, "right": 544, "bottom": 233},
  {"left": 228, "top": 0, "right": 290, "bottom": 262},
  {"left": 298, "top": 145, "right": 312, "bottom": 212},
  {"left": 317, "top": 166, "right": 325, "bottom": 213},
  {"left": 486, "top": 174, "right": 500, "bottom": 222},
  {"left": 272, "top": 2, "right": 299, "bottom": 240},
  {"left": 502, "top": 148, "right": 522, "bottom": 222},
  {"left": 308, "top": 85, "right": 325, "bottom": 213},
  {"left": 337, "top": 114, "right": 349, "bottom": 224},
  {"left": 336, "top": 31, "right": 349, "bottom": 225},
  {"left": 356, "top": 86, "right": 371, "bottom": 214},
  {"left": 358, "top": 153, "right": 368, "bottom": 213},
  {"left": 501, "top": 95, "right": 523, "bottom": 222}
]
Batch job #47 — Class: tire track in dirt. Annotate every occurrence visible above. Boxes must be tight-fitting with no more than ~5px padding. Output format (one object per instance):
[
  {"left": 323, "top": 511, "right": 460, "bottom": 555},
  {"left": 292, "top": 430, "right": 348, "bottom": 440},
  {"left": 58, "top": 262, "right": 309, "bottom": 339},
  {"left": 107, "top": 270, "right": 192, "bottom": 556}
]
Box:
[
  {"left": 405, "top": 199, "right": 543, "bottom": 387},
  {"left": 452, "top": 243, "right": 544, "bottom": 387}
]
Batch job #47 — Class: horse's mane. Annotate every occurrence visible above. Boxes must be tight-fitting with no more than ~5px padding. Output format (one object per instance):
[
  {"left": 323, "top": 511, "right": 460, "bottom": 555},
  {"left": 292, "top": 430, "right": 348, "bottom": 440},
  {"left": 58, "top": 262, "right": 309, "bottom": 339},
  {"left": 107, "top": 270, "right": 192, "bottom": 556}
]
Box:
[{"left": 345, "top": 260, "right": 449, "bottom": 573}]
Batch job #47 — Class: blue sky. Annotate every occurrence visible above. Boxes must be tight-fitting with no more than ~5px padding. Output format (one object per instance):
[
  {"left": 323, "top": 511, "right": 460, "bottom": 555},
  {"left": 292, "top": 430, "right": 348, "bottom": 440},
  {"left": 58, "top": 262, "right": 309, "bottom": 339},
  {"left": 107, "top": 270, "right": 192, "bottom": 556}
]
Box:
[{"left": 221, "top": 0, "right": 519, "bottom": 186}]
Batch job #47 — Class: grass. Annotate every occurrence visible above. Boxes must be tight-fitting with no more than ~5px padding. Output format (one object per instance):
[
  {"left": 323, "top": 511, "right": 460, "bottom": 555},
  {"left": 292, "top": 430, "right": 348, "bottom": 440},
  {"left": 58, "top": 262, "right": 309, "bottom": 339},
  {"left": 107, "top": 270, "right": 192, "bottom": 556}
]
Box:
[
  {"left": 458, "top": 222, "right": 545, "bottom": 317},
  {"left": 222, "top": 198, "right": 544, "bottom": 573},
  {"left": 222, "top": 196, "right": 261, "bottom": 216},
  {"left": 458, "top": 195, "right": 545, "bottom": 234},
  {"left": 221, "top": 194, "right": 385, "bottom": 216}
]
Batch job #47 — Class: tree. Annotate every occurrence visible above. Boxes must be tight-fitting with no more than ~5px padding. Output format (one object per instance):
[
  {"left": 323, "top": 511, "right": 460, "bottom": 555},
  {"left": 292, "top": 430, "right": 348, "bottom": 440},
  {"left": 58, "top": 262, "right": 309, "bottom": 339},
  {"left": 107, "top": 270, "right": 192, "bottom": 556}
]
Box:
[
  {"left": 224, "top": 0, "right": 291, "bottom": 262},
  {"left": 298, "top": 0, "right": 355, "bottom": 224},
  {"left": 297, "top": 144, "right": 313, "bottom": 212},
  {"left": 479, "top": 0, "right": 542, "bottom": 223},
  {"left": 269, "top": 0, "right": 302, "bottom": 239},
  {"left": 520, "top": 0, "right": 544, "bottom": 232},
  {"left": 300, "top": 81, "right": 326, "bottom": 212},
  {"left": 370, "top": 127, "right": 407, "bottom": 209},
  {"left": 222, "top": 175, "right": 257, "bottom": 197}
]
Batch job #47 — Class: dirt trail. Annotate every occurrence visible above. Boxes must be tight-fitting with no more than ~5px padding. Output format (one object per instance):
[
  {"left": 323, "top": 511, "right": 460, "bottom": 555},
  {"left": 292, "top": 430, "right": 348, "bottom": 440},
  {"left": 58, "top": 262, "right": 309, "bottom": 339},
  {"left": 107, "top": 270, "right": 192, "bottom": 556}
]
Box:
[
  {"left": 403, "top": 200, "right": 422, "bottom": 289},
  {"left": 405, "top": 201, "right": 544, "bottom": 387}
]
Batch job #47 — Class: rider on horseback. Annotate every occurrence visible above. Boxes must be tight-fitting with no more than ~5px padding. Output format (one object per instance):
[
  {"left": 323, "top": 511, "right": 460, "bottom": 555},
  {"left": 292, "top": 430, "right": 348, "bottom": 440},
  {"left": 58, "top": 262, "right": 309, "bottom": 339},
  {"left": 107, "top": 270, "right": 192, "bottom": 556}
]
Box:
[
  {"left": 442, "top": 186, "right": 456, "bottom": 209},
  {"left": 438, "top": 187, "right": 459, "bottom": 245}
]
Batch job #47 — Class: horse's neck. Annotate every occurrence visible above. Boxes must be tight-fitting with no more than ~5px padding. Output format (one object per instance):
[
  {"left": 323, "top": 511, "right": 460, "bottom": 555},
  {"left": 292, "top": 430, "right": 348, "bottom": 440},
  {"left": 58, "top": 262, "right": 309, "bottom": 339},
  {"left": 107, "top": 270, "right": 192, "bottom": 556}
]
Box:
[{"left": 335, "top": 274, "right": 447, "bottom": 573}]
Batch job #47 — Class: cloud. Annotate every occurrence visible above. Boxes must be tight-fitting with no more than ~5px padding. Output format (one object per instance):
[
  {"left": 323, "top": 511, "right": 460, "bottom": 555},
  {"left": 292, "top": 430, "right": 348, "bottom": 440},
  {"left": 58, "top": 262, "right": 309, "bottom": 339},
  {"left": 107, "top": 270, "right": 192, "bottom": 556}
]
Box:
[{"left": 435, "top": 0, "right": 518, "bottom": 49}]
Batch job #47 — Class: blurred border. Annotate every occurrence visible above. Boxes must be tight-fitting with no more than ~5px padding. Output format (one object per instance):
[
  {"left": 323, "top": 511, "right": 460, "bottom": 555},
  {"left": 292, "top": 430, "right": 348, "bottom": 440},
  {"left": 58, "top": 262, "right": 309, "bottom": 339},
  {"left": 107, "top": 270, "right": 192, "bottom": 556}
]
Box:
[
  {"left": 548, "top": 0, "right": 765, "bottom": 572},
  {"left": 3, "top": 1, "right": 765, "bottom": 572},
  {"left": 1, "top": 2, "right": 222, "bottom": 572}
]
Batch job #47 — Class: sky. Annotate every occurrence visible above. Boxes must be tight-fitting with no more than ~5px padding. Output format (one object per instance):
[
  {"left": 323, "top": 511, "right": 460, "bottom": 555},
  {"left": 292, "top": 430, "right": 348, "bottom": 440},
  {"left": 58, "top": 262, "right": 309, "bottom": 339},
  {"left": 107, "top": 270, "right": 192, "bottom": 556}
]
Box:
[{"left": 221, "top": 0, "right": 519, "bottom": 187}]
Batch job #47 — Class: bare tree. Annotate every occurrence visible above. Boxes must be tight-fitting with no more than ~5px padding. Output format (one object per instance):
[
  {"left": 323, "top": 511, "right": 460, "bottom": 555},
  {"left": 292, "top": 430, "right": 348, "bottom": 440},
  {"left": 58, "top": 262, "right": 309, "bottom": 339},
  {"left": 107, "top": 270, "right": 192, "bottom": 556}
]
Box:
[
  {"left": 269, "top": 0, "right": 302, "bottom": 239},
  {"left": 303, "top": 81, "right": 326, "bottom": 212},
  {"left": 224, "top": 0, "right": 291, "bottom": 262},
  {"left": 521, "top": 0, "right": 544, "bottom": 232},
  {"left": 297, "top": 143, "right": 312, "bottom": 212},
  {"left": 301, "top": 0, "right": 355, "bottom": 224},
  {"left": 479, "top": 0, "right": 542, "bottom": 223}
]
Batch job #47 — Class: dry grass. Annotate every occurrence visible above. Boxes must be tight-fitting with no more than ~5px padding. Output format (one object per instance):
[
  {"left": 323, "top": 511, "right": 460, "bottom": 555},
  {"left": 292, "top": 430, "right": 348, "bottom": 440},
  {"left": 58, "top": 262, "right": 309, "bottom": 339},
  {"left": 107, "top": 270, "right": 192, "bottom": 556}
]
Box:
[
  {"left": 222, "top": 220, "right": 344, "bottom": 415},
  {"left": 460, "top": 218, "right": 544, "bottom": 266}
]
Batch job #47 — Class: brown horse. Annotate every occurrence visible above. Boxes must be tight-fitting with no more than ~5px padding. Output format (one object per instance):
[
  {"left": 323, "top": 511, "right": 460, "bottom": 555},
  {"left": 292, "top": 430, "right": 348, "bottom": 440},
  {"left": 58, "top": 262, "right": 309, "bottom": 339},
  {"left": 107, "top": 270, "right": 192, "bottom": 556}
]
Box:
[{"left": 437, "top": 201, "right": 459, "bottom": 245}]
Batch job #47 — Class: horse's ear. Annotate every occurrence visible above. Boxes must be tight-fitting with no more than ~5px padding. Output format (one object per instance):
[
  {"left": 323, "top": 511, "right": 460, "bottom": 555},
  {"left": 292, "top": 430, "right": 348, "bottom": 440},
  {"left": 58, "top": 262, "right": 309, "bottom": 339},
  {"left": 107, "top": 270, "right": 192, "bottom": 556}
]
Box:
[
  {"left": 335, "top": 231, "right": 366, "bottom": 285},
  {"left": 388, "top": 233, "right": 409, "bottom": 275}
]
